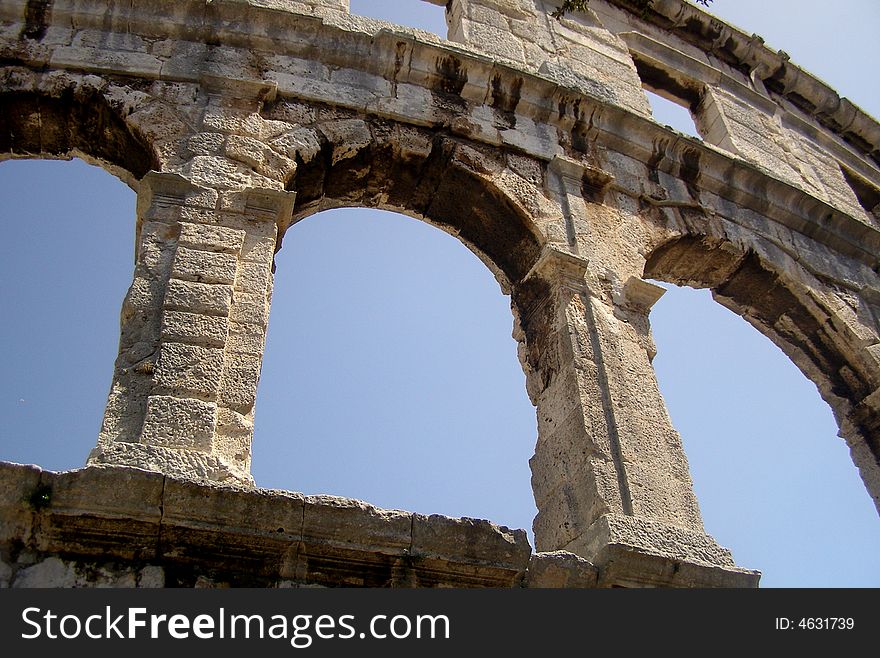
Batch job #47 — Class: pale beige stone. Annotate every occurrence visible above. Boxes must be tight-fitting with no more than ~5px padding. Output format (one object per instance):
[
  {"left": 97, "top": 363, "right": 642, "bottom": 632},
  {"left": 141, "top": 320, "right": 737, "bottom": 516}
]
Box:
[
  {"left": 2, "top": 0, "right": 878, "bottom": 589},
  {"left": 165, "top": 279, "right": 234, "bottom": 316},
  {"left": 154, "top": 342, "right": 225, "bottom": 398},
  {"left": 171, "top": 246, "right": 239, "bottom": 285},
  {"left": 178, "top": 222, "right": 246, "bottom": 254},
  {"left": 161, "top": 310, "right": 230, "bottom": 348},
  {"left": 140, "top": 395, "right": 218, "bottom": 451}
]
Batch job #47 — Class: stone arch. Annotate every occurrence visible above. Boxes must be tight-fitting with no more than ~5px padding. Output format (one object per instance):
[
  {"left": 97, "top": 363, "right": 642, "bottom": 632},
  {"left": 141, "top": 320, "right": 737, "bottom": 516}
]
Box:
[
  {"left": 254, "top": 204, "right": 540, "bottom": 530},
  {"left": 271, "top": 115, "right": 552, "bottom": 517},
  {"left": 283, "top": 117, "right": 546, "bottom": 291},
  {"left": 644, "top": 234, "right": 880, "bottom": 512},
  {"left": 0, "top": 79, "right": 159, "bottom": 186}
]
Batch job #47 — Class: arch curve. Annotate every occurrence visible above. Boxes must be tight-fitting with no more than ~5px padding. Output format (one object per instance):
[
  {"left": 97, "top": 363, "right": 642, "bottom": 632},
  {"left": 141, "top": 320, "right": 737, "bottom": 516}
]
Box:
[
  {"left": 0, "top": 76, "right": 159, "bottom": 186},
  {"left": 644, "top": 234, "right": 880, "bottom": 511},
  {"left": 283, "top": 115, "right": 546, "bottom": 292}
]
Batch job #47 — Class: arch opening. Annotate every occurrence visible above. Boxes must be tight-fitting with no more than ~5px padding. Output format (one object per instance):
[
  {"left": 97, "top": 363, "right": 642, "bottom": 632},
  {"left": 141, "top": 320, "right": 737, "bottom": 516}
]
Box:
[
  {"left": 253, "top": 206, "right": 539, "bottom": 541},
  {"left": 644, "top": 88, "right": 702, "bottom": 141},
  {"left": 646, "top": 237, "right": 880, "bottom": 586},
  {"left": 645, "top": 236, "right": 877, "bottom": 443},
  {"left": 348, "top": 0, "right": 447, "bottom": 39},
  {"left": 284, "top": 121, "right": 545, "bottom": 292},
  {"left": 0, "top": 157, "right": 136, "bottom": 471}
]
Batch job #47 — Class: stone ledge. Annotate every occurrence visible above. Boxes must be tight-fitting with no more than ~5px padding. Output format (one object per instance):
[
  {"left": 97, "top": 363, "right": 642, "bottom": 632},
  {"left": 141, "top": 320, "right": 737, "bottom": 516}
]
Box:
[
  {"left": 0, "top": 462, "right": 760, "bottom": 588},
  {"left": 565, "top": 513, "right": 761, "bottom": 588},
  {"left": 0, "top": 462, "right": 533, "bottom": 588}
]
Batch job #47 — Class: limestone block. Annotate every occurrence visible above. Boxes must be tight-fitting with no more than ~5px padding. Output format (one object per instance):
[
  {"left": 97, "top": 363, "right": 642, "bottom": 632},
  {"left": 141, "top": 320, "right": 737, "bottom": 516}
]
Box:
[
  {"left": 137, "top": 221, "right": 178, "bottom": 278},
  {"left": 499, "top": 115, "right": 559, "bottom": 160},
  {"left": 180, "top": 207, "right": 230, "bottom": 228},
  {"left": 178, "top": 222, "right": 246, "bottom": 254},
  {"left": 411, "top": 513, "right": 530, "bottom": 569},
  {"left": 181, "top": 155, "right": 273, "bottom": 191},
  {"left": 128, "top": 99, "right": 194, "bottom": 150},
  {"left": 293, "top": 496, "right": 411, "bottom": 585},
  {"left": 302, "top": 495, "right": 412, "bottom": 554},
  {"left": 13, "top": 557, "right": 76, "bottom": 588},
  {"left": 0, "top": 462, "right": 40, "bottom": 545},
  {"left": 625, "top": 461, "right": 703, "bottom": 531},
  {"left": 531, "top": 457, "right": 616, "bottom": 551},
  {"left": 35, "top": 466, "right": 164, "bottom": 560},
  {"left": 160, "top": 478, "right": 302, "bottom": 577},
  {"left": 227, "top": 320, "right": 267, "bottom": 355},
  {"left": 271, "top": 72, "right": 362, "bottom": 110},
  {"left": 154, "top": 342, "right": 225, "bottom": 398},
  {"left": 524, "top": 551, "right": 599, "bottom": 588},
  {"left": 140, "top": 395, "right": 218, "bottom": 451},
  {"left": 596, "top": 545, "right": 760, "bottom": 588},
  {"left": 467, "top": 21, "right": 526, "bottom": 63},
  {"left": 225, "top": 134, "right": 297, "bottom": 181},
  {"left": 154, "top": 39, "right": 210, "bottom": 79},
  {"left": 186, "top": 131, "right": 225, "bottom": 156},
  {"left": 393, "top": 124, "right": 434, "bottom": 160},
  {"left": 138, "top": 565, "right": 165, "bottom": 588},
  {"left": 213, "top": 420, "right": 253, "bottom": 471},
  {"left": 240, "top": 233, "right": 277, "bottom": 265},
  {"left": 49, "top": 46, "right": 163, "bottom": 78},
  {"left": 466, "top": 3, "right": 509, "bottom": 29},
  {"left": 165, "top": 279, "right": 234, "bottom": 316},
  {"left": 12, "top": 557, "right": 142, "bottom": 588},
  {"left": 229, "top": 291, "right": 270, "bottom": 326},
  {"left": 218, "top": 353, "right": 263, "bottom": 410},
  {"left": 234, "top": 259, "right": 272, "bottom": 297},
  {"left": 700, "top": 87, "right": 805, "bottom": 188},
  {"left": 264, "top": 54, "right": 329, "bottom": 83},
  {"left": 216, "top": 407, "right": 254, "bottom": 438},
  {"left": 171, "top": 246, "right": 239, "bottom": 285},
  {"left": 161, "top": 310, "right": 230, "bottom": 348},
  {"left": 570, "top": 513, "right": 737, "bottom": 570},
  {"left": 318, "top": 119, "right": 373, "bottom": 164},
  {"left": 329, "top": 67, "right": 393, "bottom": 101},
  {"left": 530, "top": 407, "right": 606, "bottom": 485},
  {"left": 73, "top": 29, "right": 149, "bottom": 53},
  {"left": 202, "top": 107, "right": 291, "bottom": 140},
  {"left": 510, "top": 16, "right": 555, "bottom": 53},
  {"left": 408, "top": 513, "right": 530, "bottom": 587},
  {"left": 365, "top": 83, "right": 437, "bottom": 128},
  {"left": 269, "top": 127, "right": 322, "bottom": 163},
  {"left": 88, "top": 441, "right": 245, "bottom": 486}
]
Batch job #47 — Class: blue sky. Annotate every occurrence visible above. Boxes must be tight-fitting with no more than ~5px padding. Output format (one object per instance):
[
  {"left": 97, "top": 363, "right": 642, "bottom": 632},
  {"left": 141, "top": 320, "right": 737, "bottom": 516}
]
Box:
[{"left": 1, "top": 0, "right": 878, "bottom": 587}]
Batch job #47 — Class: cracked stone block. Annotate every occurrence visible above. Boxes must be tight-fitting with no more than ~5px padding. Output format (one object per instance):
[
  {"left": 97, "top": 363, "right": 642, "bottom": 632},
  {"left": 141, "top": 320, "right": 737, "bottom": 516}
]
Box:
[{"left": 140, "top": 395, "right": 217, "bottom": 452}]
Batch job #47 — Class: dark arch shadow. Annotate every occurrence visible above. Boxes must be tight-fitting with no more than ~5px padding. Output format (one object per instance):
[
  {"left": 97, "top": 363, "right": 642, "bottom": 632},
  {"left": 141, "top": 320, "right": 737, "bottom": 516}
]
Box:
[
  {"left": 0, "top": 89, "right": 157, "bottom": 185},
  {"left": 287, "top": 127, "right": 544, "bottom": 290}
]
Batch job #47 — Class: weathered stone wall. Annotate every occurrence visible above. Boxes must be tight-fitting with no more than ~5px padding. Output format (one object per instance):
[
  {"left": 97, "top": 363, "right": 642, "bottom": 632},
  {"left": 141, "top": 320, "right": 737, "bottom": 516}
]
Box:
[{"left": 0, "top": 0, "right": 878, "bottom": 587}]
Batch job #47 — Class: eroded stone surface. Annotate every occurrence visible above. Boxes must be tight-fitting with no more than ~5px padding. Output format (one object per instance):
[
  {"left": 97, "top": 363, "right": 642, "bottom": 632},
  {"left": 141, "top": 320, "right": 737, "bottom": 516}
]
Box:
[{"left": 1, "top": 0, "right": 878, "bottom": 587}]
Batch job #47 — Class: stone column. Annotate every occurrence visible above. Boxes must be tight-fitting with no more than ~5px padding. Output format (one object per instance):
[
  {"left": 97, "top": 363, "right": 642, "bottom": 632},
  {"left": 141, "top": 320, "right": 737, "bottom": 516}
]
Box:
[
  {"left": 89, "top": 172, "right": 294, "bottom": 486},
  {"left": 518, "top": 247, "right": 758, "bottom": 587}
]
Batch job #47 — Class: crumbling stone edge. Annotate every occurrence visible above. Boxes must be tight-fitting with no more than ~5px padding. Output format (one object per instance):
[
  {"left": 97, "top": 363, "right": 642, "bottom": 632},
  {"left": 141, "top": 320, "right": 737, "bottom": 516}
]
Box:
[{"left": 0, "top": 462, "right": 757, "bottom": 588}]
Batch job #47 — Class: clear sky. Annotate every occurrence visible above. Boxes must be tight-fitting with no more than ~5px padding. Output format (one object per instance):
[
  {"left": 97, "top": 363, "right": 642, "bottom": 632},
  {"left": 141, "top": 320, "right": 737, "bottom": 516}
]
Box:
[{"left": 0, "top": 0, "right": 877, "bottom": 587}]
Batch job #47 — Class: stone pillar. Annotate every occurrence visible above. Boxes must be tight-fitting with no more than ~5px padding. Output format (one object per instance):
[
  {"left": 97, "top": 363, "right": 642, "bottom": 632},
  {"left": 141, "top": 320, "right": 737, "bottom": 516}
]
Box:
[
  {"left": 518, "top": 247, "right": 758, "bottom": 587},
  {"left": 89, "top": 172, "right": 294, "bottom": 486}
]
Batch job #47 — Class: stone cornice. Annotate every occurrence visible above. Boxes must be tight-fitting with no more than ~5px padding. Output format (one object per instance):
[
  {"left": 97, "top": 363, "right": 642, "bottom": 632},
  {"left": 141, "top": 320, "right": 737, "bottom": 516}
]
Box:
[{"left": 606, "top": 0, "right": 879, "bottom": 165}]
